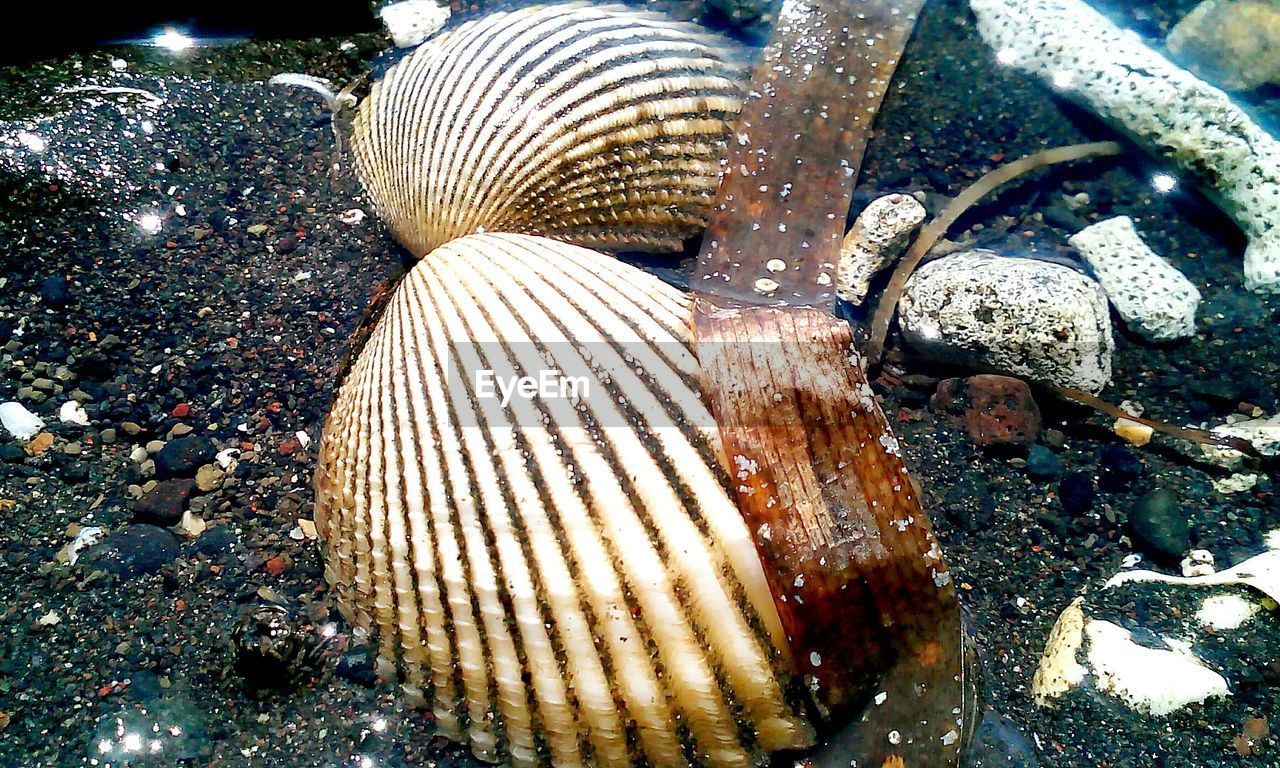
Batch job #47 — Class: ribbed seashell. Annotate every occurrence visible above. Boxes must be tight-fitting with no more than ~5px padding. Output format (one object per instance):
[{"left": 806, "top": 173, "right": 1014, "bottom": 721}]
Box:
[
  {"left": 316, "top": 232, "right": 814, "bottom": 768},
  {"left": 349, "top": 3, "right": 746, "bottom": 258}
]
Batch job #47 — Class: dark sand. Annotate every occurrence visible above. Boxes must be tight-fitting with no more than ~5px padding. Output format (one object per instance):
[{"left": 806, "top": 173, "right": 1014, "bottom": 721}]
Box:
[{"left": 0, "top": 1, "right": 1277, "bottom": 766}]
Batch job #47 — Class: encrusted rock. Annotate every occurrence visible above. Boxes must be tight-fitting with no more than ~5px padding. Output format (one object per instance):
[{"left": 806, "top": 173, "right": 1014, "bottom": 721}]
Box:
[
  {"left": 230, "top": 605, "right": 327, "bottom": 695},
  {"left": 1167, "top": 0, "right": 1280, "bottom": 91},
  {"left": 931, "top": 375, "right": 1042, "bottom": 447},
  {"left": 836, "top": 193, "right": 927, "bottom": 305},
  {"left": 1199, "top": 412, "right": 1280, "bottom": 469},
  {"left": 899, "top": 250, "right": 1114, "bottom": 393},
  {"left": 1069, "top": 216, "right": 1201, "bottom": 341},
  {"left": 1037, "top": 547, "right": 1280, "bottom": 717}
]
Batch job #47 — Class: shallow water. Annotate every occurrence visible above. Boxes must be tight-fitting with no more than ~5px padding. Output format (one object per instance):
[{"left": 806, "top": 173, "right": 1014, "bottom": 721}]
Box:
[{"left": 0, "top": 1, "right": 1278, "bottom": 766}]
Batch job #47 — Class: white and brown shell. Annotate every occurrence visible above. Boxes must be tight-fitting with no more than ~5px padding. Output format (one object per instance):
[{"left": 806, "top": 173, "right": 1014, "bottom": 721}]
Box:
[
  {"left": 349, "top": 3, "right": 747, "bottom": 258},
  {"left": 315, "top": 233, "right": 814, "bottom": 768}
]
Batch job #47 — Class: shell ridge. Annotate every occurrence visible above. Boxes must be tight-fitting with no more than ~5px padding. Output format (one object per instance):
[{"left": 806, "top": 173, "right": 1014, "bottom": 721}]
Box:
[
  {"left": 445, "top": 10, "right": 624, "bottom": 238},
  {"left": 349, "top": 319, "right": 386, "bottom": 645},
  {"left": 421, "top": 249, "right": 664, "bottom": 767},
  {"left": 435, "top": 10, "right": 582, "bottom": 244},
  {"left": 381, "top": 295, "right": 434, "bottom": 703},
  {"left": 432, "top": 242, "right": 697, "bottom": 767},
  {"left": 447, "top": 237, "right": 766, "bottom": 766},
  {"left": 405, "top": 269, "right": 552, "bottom": 768},
  {"left": 489, "top": 113, "right": 733, "bottom": 251},
  {"left": 463, "top": 27, "right": 732, "bottom": 233},
  {"left": 388, "top": 278, "right": 469, "bottom": 726},
  {"left": 352, "top": 3, "right": 747, "bottom": 255},
  {"left": 478, "top": 71, "right": 739, "bottom": 244},
  {"left": 466, "top": 236, "right": 807, "bottom": 753},
  {"left": 366, "top": 311, "right": 415, "bottom": 685},
  {"left": 410, "top": 14, "right": 508, "bottom": 255},
  {"left": 318, "top": 345, "right": 369, "bottom": 626}
]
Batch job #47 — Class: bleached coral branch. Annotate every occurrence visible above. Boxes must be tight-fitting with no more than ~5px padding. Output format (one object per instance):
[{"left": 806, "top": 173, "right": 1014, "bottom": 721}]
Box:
[{"left": 970, "top": 0, "right": 1280, "bottom": 292}]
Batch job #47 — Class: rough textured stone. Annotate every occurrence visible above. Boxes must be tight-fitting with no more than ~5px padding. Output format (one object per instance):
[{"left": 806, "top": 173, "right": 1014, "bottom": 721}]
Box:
[
  {"left": 1069, "top": 216, "right": 1201, "bottom": 341},
  {"left": 900, "top": 251, "right": 1113, "bottom": 392},
  {"left": 82, "top": 525, "right": 181, "bottom": 578},
  {"left": 154, "top": 436, "right": 215, "bottom": 479},
  {"left": 1168, "top": 0, "right": 1280, "bottom": 91},
  {"left": 133, "top": 479, "right": 197, "bottom": 526},
  {"left": 835, "top": 193, "right": 926, "bottom": 305},
  {"left": 932, "top": 375, "right": 1042, "bottom": 447},
  {"left": 970, "top": 0, "right": 1280, "bottom": 291}
]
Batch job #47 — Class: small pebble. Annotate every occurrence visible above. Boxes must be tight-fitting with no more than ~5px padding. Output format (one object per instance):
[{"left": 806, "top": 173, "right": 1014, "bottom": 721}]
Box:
[
  {"left": 133, "top": 479, "right": 196, "bottom": 526},
  {"left": 1130, "top": 489, "right": 1191, "bottom": 562},
  {"left": 82, "top": 525, "right": 181, "bottom": 578},
  {"left": 1113, "top": 417, "right": 1153, "bottom": 446},
  {"left": 1027, "top": 445, "right": 1063, "bottom": 479},
  {"left": 1059, "top": 471, "right": 1096, "bottom": 515},
  {"left": 154, "top": 435, "right": 216, "bottom": 479},
  {"left": 932, "top": 375, "right": 1041, "bottom": 447},
  {"left": 1097, "top": 444, "right": 1143, "bottom": 493},
  {"left": 39, "top": 275, "right": 70, "bottom": 307}
]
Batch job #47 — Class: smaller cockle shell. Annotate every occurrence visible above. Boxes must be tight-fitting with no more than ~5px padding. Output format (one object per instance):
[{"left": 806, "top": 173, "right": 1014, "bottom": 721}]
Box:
[{"left": 350, "top": 3, "right": 747, "bottom": 257}]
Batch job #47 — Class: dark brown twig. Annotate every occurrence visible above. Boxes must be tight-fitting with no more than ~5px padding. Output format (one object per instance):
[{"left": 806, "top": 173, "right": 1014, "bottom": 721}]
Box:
[{"left": 1049, "top": 384, "right": 1264, "bottom": 459}]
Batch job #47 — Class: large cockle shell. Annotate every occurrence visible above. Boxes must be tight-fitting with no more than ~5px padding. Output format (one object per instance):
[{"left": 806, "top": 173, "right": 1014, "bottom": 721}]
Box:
[
  {"left": 315, "top": 233, "right": 814, "bottom": 768},
  {"left": 350, "top": 3, "right": 747, "bottom": 258}
]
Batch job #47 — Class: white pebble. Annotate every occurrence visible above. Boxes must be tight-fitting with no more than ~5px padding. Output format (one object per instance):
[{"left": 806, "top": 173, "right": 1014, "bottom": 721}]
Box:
[
  {"left": 1195, "top": 594, "right": 1258, "bottom": 630},
  {"left": 58, "top": 400, "right": 90, "bottom": 427},
  {"left": 379, "top": 0, "right": 451, "bottom": 48},
  {"left": 1084, "top": 619, "right": 1229, "bottom": 715},
  {"left": 1180, "top": 549, "right": 1215, "bottom": 577},
  {"left": 0, "top": 401, "right": 44, "bottom": 440}
]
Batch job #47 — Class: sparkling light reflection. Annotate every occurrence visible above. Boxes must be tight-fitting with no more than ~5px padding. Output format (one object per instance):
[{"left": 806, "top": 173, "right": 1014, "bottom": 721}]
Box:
[
  {"left": 136, "top": 212, "right": 164, "bottom": 235},
  {"left": 122, "top": 732, "right": 143, "bottom": 752},
  {"left": 1151, "top": 172, "right": 1178, "bottom": 194},
  {"left": 152, "top": 28, "right": 196, "bottom": 52},
  {"left": 16, "top": 131, "right": 46, "bottom": 153}
]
